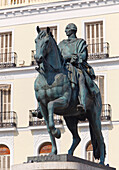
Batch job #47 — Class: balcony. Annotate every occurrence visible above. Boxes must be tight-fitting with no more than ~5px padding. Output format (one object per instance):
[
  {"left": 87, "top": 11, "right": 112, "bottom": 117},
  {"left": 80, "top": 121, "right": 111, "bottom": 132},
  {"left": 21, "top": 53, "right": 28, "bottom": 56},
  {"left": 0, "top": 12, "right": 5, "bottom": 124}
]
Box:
[
  {"left": 88, "top": 42, "right": 109, "bottom": 60},
  {"left": 101, "top": 104, "right": 111, "bottom": 121},
  {"left": 0, "top": 52, "right": 17, "bottom": 68},
  {"left": 29, "top": 110, "right": 63, "bottom": 127},
  {"left": 0, "top": 111, "right": 17, "bottom": 128},
  {"left": 31, "top": 50, "right": 36, "bottom": 66},
  {"left": 0, "top": 0, "right": 67, "bottom": 9},
  {"left": 29, "top": 104, "right": 111, "bottom": 127}
]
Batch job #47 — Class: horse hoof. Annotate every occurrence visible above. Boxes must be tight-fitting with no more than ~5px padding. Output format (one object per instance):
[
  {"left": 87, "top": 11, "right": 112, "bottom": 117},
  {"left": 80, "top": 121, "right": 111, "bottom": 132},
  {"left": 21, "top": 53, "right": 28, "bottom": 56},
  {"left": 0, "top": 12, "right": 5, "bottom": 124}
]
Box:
[
  {"left": 99, "top": 161, "right": 104, "bottom": 165},
  {"left": 49, "top": 151, "right": 57, "bottom": 155},
  {"left": 52, "top": 128, "right": 61, "bottom": 139},
  {"left": 68, "top": 150, "right": 73, "bottom": 155}
]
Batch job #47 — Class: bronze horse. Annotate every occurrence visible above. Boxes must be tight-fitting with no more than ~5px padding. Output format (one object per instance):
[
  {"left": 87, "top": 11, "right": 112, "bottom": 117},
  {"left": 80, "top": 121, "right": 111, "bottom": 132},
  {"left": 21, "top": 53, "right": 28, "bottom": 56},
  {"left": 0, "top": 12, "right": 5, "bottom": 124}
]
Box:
[{"left": 34, "top": 27, "right": 106, "bottom": 164}]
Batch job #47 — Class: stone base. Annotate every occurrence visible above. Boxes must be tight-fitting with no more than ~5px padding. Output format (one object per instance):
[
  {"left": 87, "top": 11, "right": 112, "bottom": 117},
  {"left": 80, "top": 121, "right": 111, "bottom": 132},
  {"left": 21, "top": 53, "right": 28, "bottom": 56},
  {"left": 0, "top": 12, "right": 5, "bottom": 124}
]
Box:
[{"left": 12, "top": 154, "right": 116, "bottom": 170}]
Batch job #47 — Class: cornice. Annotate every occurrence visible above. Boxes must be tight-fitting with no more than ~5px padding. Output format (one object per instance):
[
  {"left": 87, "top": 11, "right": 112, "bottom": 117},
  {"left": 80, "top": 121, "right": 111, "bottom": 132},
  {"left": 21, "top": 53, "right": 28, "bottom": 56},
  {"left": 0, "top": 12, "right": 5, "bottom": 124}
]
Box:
[
  {"left": 0, "top": 57, "right": 119, "bottom": 77},
  {"left": 89, "top": 57, "right": 119, "bottom": 70},
  {"left": 0, "top": 0, "right": 119, "bottom": 27}
]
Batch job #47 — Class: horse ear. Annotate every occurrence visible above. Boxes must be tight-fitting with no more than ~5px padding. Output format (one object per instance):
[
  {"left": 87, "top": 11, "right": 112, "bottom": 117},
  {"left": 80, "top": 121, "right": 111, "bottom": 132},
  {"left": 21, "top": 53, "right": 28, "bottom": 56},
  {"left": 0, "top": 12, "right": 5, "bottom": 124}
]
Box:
[
  {"left": 36, "top": 26, "right": 40, "bottom": 34},
  {"left": 47, "top": 27, "right": 50, "bottom": 34}
]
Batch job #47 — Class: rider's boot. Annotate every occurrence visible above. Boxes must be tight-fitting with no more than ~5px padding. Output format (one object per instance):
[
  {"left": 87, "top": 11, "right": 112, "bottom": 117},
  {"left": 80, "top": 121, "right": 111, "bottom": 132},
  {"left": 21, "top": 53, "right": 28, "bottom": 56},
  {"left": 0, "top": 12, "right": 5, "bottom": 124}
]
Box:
[
  {"left": 77, "top": 72, "right": 86, "bottom": 113},
  {"left": 77, "top": 88, "right": 86, "bottom": 113},
  {"left": 32, "top": 106, "right": 43, "bottom": 119}
]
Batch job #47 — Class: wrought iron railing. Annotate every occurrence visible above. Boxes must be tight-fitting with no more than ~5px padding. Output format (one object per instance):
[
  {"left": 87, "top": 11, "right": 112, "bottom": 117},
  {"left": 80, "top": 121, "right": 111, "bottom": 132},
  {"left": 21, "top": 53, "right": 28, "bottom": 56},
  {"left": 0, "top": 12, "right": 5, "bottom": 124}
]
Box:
[
  {"left": 88, "top": 42, "right": 109, "bottom": 60},
  {"left": 0, "top": 52, "right": 17, "bottom": 68},
  {"left": 101, "top": 104, "right": 111, "bottom": 121},
  {"left": 29, "top": 110, "right": 63, "bottom": 126},
  {"left": 0, "top": 111, "right": 17, "bottom": 128},
  {"left": 31, "top": 50, "right": 37, "bottom": 66},
  {"left": 29, "top": 104, "right": 111, "bottom": 126},
  {"left": 31, "top": 43, "right": 109, "bottom": 65},
  {"left": 0, "top": 0, "right": 65, "bottom": 8}
]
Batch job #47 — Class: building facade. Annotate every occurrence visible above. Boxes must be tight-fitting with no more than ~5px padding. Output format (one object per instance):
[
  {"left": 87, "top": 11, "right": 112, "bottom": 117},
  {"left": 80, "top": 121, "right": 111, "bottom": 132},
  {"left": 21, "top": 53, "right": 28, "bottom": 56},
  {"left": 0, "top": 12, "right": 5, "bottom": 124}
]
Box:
[{"left": 0, "top": 0, "right": 119, "bottom": 169}]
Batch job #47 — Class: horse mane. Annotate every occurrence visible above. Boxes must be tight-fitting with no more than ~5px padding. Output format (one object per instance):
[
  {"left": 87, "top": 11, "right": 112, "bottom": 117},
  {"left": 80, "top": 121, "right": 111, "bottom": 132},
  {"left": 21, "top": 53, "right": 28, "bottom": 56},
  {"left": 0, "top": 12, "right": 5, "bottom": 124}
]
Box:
[{"left": 49, "top": 33, "right": 64, "bottom": 65}]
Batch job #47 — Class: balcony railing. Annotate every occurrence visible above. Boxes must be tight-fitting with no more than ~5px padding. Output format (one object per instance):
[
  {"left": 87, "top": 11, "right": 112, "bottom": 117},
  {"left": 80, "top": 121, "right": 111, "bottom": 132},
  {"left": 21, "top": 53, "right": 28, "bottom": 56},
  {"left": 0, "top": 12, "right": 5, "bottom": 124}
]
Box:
[
  {"left": 0, "top": 111, "right": 17, "bottom": 128},
  {"left": 0, "top": 52, "right": 17, "bottom": 68},
  {"left": 31, "top": 43, "right": 109, "bottom": 65},
  {"left": 0, "top": 0, "right": 66, "bottom": 8},
  {"left": 88, "top": 42, "right": 109, "bottom": 60},
  {"left": 101, "top": 104, "right": 111, "bottom": 121},
  {"left": 31, "top": 50, "right": 37, "bottom": 66},
  {"left": 29, "top": 104, "right": 111, "bottom": 127},
  {"left": 29, "top": 110, "right": 63, "bottom": 127}
]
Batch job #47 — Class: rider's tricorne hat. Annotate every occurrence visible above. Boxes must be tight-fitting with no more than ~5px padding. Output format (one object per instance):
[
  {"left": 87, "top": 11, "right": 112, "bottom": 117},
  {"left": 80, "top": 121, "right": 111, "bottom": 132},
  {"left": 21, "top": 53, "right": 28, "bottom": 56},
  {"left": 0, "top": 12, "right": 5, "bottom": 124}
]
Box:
[{"left": 65, "top": 23, "right": 77, "bottom": 32}]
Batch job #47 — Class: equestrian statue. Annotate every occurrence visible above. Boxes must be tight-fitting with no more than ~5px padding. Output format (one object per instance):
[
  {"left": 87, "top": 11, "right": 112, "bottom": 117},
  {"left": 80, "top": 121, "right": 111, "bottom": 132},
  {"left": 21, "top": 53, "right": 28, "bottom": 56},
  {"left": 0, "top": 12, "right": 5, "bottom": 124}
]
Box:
[{"left": 33, "top": 23, "right": 106, "bottom": 164}]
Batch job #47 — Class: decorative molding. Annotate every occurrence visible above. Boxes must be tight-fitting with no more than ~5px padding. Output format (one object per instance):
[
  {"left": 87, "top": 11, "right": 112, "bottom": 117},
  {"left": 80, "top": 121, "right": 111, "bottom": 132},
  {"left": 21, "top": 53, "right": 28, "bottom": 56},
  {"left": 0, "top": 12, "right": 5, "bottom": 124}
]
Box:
[
  {"left": 0, "top": 0, "right": 119, "bottom": 27},
  {"left": 0, "top": 66, "right": 38, "bottom": 80},
  {"left": 33, "top": 130, "right": 61, "bottom": 156},
  {"left": 89, "top": 57, "right": 119, "bottom": 71},
  {"left": 1, "top": 56, "right": 119, "bottom": 80}
]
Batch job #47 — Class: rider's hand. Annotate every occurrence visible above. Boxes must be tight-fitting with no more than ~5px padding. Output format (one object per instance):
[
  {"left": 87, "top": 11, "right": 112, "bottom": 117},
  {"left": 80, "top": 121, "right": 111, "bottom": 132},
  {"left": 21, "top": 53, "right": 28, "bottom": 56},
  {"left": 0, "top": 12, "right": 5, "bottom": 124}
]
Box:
[{"left": 70, "top": 54, "right": 78, "bottom": 64}]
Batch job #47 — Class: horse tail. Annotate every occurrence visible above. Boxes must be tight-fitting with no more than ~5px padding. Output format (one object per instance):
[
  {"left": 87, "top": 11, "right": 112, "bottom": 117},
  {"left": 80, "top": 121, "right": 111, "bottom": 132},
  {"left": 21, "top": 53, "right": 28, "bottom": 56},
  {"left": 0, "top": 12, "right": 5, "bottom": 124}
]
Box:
[
  {"left": 89, "top": 123, "right": 106, "bottom": 160},
  {"left": 89, "top": 123, "right": 100, "bottom": 159}
]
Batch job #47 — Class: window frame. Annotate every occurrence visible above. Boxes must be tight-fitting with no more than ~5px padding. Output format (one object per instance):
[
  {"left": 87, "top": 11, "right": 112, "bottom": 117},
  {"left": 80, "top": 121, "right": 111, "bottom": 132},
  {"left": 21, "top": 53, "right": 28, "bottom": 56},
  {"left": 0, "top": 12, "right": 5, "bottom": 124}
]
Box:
[
  {"left": 36, "top": 23, "right": 59, "bottom": 44},
  {"left": 0, "top": 29, "right": 14, "bottom": 65},
  {"left": 0, "top": 29, "right": 14, "bottom": 54},
  {"left": 95, "top": 73, "right": 107, "bottom": 105},
  {"left": 82, "top": 18, "right": 106, "bottom": 43},
  {"left": 0, "top": 82, "right": 13, "bottom": 113},
  {"left": 0, "top": 144, "right": 10, "bottom": 170}
]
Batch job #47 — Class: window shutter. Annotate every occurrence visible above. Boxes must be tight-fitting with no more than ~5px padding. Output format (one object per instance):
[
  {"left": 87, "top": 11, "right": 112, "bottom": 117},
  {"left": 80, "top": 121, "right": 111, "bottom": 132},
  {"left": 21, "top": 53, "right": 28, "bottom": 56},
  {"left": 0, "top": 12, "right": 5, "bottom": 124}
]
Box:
[
  {"left": 85, "top": 21, "right": 103, "bottom": 55},
  {"left": 0, "top": 85, "right": 11, "bottom": 115},
  {"left": 0, "top": 32, "right": 12, "bottom": 63}
]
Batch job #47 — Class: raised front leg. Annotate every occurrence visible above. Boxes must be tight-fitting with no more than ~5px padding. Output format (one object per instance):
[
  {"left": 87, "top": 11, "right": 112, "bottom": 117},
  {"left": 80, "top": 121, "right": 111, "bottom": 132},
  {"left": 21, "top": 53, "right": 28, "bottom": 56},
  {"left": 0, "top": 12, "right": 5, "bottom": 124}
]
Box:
[
  {"left": 48, "top": 96, "right": 69, "bottom": 138},
  {"left": 39, "top": 103, "right": 57, "bottom": 155}
]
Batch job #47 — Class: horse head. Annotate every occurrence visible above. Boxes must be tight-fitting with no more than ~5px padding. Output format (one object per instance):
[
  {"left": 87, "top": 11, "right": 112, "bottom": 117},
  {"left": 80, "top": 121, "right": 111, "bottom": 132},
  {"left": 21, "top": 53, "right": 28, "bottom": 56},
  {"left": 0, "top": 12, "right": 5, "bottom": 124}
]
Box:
[
  {"left": 35, "top": 26, "right": 52, "bottom": 65},
  {"left": 35, "top": 26, "right": 62, "bottom": 70}
]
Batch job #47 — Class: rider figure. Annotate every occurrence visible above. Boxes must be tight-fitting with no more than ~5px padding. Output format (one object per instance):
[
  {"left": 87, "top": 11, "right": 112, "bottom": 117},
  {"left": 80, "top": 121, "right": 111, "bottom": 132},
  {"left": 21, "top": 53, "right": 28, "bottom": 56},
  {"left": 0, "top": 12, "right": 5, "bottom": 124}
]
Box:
[{"left": 58, "top": 23, "right": 99, "bottom": 112}]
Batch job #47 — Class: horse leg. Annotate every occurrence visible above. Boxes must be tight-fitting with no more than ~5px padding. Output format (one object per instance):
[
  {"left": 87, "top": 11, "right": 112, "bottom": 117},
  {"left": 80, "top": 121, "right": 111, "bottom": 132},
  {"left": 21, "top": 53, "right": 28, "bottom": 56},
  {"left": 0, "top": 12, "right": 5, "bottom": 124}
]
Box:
[
  {"left": 89, "top": 114, "right": 105, "bottom": 164},
  {"left": 64, "top": 116, "right": 81, "bottom": 155},
  {"left": 39, "top": 103, "right": 57, "bottom": 154},
  {"left": 48, "top": 96, "right": 69, "bottom": 138}
]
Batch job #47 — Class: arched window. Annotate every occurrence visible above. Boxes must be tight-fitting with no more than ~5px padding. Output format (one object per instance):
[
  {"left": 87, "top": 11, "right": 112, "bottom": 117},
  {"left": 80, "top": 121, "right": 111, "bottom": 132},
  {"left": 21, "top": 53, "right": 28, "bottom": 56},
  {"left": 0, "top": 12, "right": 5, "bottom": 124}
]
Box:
[
  {"left": 0, "top": 144, "right": 10, "bottom": 170},
  {"left": 86, "top": 141, "right": 99, "bottom": 163},
  {"left": 39, "top": 142, "right": 52, "bottom": 155}
]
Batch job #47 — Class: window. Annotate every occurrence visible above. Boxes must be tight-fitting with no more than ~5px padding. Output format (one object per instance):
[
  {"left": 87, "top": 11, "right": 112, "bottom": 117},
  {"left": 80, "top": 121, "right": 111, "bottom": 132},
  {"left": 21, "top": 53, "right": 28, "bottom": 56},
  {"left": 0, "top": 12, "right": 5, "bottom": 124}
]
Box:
[
  {"left": 85, "top": 21, "right": 103, "bottom": 46},
  {"left": 39, "top": 142, "right": 52, "bottom": 155},
  {"left": 0, "top": 145, "right": 10, "bottom": 170},
  {"left": 11, "top": 0, "right": 25, "bottom": 5},
  {"left": 85, "top": 21, "right": 106, "bottom": 58},
  {"left": 0, "top": 32, "right": 12, "bottom": 64},
  {"left": 95, "top": 76, "right": 104, "bottom": 104},
  {"left": 40, "top": 26, "right": 57, "bottom": 42},
  {"left": 86, "top": 141, "right": 99, "bottom": 163},
  {"left": 0, "top": 84, "right": 11, "bottom": 122}
]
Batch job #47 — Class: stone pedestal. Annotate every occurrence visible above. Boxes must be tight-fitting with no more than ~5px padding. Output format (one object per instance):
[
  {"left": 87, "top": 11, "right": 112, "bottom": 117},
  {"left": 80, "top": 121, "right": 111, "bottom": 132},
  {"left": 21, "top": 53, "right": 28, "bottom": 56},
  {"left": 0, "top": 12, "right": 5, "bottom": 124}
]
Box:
[{"left": 12, "top": 154, "right": 116, "bottom": 170}]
